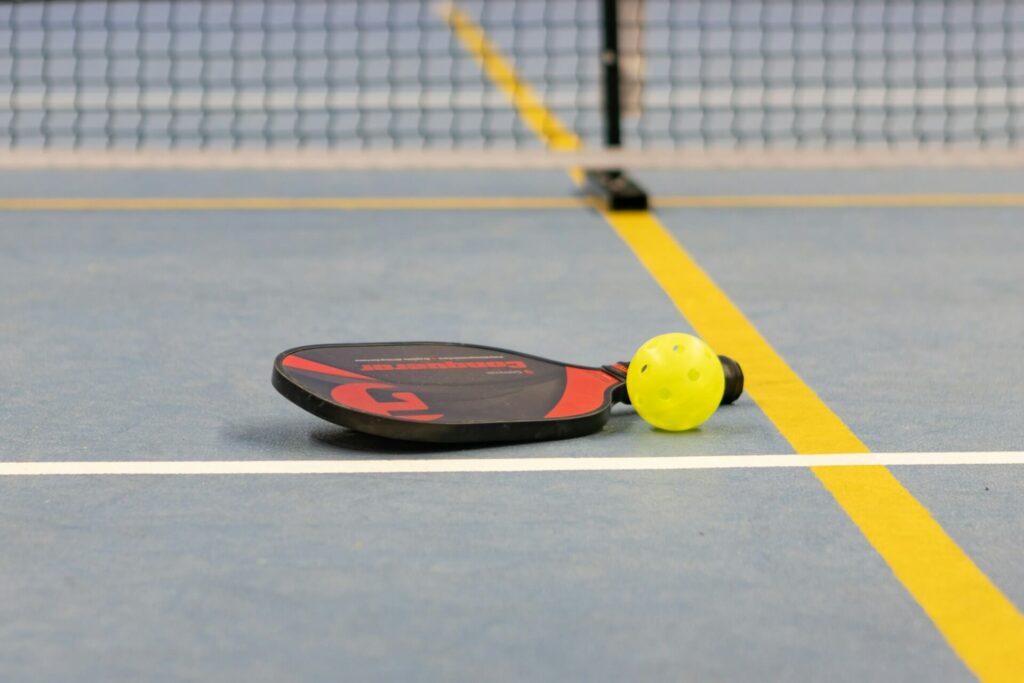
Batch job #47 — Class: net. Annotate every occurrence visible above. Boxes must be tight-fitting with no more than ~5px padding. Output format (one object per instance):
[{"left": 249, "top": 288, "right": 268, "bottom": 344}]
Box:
[
  {"left": 2, "top": 0, "right": 1022, "bottom": 155},
  {"left": 628, "top": 0, "right": 1024, "bottom": 150}
]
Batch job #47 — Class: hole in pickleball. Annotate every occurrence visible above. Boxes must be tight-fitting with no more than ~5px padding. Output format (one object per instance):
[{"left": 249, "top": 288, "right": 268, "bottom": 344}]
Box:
[
  {"left": 688, "top": 369, "right": 700, "bottom": 381},
  {"left": 672, "top": 344, "right": 678, "bottom": 351},
  {"left": 641, "top": 364, "right": 648, "bottom": 373}
]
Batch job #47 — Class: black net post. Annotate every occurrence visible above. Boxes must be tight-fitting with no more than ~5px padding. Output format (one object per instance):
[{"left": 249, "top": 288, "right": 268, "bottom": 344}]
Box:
[
  {"left": 601, "top": 0, "right": 622, "bottom": 148},
  {"left": 585, "top": 0, "right": 649, "bottom": 210}
]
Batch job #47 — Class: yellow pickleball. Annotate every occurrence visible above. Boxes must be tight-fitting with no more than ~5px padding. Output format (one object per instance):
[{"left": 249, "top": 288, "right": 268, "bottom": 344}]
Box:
[{"left": 626, "top": 333, "right": 725, "bottom": 431}]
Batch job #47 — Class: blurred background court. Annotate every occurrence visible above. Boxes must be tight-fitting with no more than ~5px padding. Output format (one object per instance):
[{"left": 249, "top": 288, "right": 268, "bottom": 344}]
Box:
[{"left": 1, "top": 1, "right": 1023, "bottom": 681}]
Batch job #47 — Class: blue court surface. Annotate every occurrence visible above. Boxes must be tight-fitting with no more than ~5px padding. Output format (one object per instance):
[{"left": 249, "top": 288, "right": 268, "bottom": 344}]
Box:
[
  {"left": 1, "top": 166, "right": 1023, "bottom": 681},
  {"left": 3, "top": 0, "right": 1024, "bottom": 679}
]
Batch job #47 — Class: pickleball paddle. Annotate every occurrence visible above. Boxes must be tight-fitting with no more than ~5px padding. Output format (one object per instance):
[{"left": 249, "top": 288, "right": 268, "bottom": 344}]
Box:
[{"left": 273, "top": 342, "right": 743, "bottom": 443}]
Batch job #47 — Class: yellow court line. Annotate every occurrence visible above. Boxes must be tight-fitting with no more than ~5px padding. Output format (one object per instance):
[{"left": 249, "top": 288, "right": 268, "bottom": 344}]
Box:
[
  {"left": 440, "top": 3, "right": 580, "bottom": 153},
  {"left": 0, "top": 196, "right": 590, "bottom": 211},
  {"left": 604, "top": 212, "right": 1024, "bottom": 680},
  {"left": 3, "top": 194, "right": 1024, "bottom": 212},
  {"left": 655, "top": 193, "right": 1024, "bottom": 208},
  {"left": 443, "top": 3, "right": 1024, "bottom": 680}
]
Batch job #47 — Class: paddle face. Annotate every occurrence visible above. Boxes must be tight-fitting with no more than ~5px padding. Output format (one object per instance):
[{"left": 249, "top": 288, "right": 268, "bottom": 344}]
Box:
[{"left": 273, "top": 342, "right": 626, "bottom": 443}]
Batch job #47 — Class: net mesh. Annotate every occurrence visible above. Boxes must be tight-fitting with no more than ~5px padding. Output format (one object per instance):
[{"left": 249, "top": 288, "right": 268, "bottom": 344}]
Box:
[
  {"left": 630, "top": 0, "right": 1024, "bottom": 149},
  {"left": 1, "top": 0, "right": 1022, "bottom": 153}
]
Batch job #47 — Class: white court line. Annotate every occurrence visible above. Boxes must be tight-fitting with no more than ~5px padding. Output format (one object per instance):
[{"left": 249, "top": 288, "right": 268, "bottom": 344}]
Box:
[{"left": 1, "top": 451, "right": 1023, "bottom": 476}]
